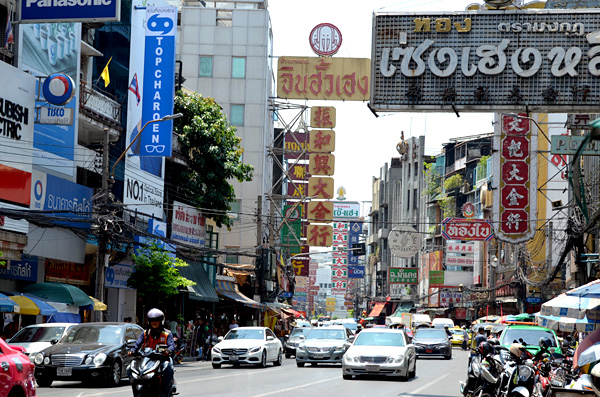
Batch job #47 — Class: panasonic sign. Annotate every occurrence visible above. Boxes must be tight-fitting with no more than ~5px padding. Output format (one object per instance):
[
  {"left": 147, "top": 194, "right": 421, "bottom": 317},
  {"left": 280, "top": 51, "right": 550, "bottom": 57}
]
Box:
[{"left": 19, "top": 0, "right": 120, "bottom": 23}]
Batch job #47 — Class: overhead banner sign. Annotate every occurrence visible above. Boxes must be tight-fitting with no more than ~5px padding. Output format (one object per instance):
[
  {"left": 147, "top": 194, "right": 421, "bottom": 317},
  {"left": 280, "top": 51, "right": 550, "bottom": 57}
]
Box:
[
  {"left": 171, "top": 201, "right": 206, "bottom": 248},
  {"left": 388, "top": 268, "right": 418, "bottom": 284},
  {"left": 370, "top": 10, "right": 600, "bottom": 113},
  {"left": 19, "top": 0, "right": 120, "bottom": 22},
  {"left": 442, "top": 218, "right": 494, "bottom": 241},
  {"left": 277, "top": 57, "right": 370, "bottom": 101},
  {"left": 551, "top": 135, "right": 600, "bottom": 155}
]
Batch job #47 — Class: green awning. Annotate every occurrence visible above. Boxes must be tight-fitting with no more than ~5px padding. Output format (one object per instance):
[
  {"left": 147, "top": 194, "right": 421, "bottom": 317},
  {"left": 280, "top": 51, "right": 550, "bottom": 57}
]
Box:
[
  {"left": 392, "top": 302, "right": 414, "bottom": 317},
  {"left": 178, "top": 264, "right": 219, "bottom": 303}
]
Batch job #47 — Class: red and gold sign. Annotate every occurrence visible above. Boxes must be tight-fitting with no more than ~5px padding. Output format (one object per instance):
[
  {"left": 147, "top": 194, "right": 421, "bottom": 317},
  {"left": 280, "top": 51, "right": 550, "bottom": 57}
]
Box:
[
  {"left": 307, "top": 201, "right": 334, "bottom": 223},
  {"left": 309, "top": 153, "right": 335, "bottom": 175},
  {"left": 288, "top": 164, "right": 309, "bottom": 181},
  {"left": 277, "top": 57, "right": 370, "bottom": 101},
  {"left": 287, "top": 182, "right": 308, "bottom": 198},
  {"left": 309, "top": 130, "right": 335, "bottom": 153},
  {"left": 310, "top": 106, "right": 336, "bottom": 128},
  {"left": 45, "top": 259, "right": 91, "bottom": 285},
  {"left": 308, "top": 177, "right": 334, "bottom": 199},
  {"left": 307, "top": 224, "right": 333, "bottom": 247},
  {"left": 494, "top": 114, "right": 537, "bottom": 242}
]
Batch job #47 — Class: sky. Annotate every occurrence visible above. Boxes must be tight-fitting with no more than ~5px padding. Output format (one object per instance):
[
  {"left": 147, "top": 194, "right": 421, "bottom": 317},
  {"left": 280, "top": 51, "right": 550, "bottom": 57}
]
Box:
[{"left": 267, "top": 0, "right": 496, "bottom": 212}]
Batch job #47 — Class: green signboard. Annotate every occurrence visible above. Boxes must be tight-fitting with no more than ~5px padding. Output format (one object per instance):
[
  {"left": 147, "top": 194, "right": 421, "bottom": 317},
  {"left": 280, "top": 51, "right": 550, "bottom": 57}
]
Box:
[
  {"left": 388, "top": 268, "right": 418, "bottom": 284},
  {"left": 281, "top": 204, "right": 303, "bottom": 254},
  {"left": 429, "top": 270, "right": 444, "bottom": 286}
]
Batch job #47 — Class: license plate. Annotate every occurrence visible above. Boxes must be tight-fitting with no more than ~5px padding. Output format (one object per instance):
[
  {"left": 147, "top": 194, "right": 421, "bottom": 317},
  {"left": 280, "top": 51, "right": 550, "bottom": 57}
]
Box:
[
  {"left": 312, "top": 354, "right": 323, "bottom": 359},
  {"left": 57, "top": 367, "right": 72, "bottom": 376},
  {"left": 426, "top": 349, "right": 433, "bottom": 353},
  {"left": 229, "top": 355, "right": 239, "bottom": 361},
  {"left": 365, "top": 365, "right": 380, "bottom": 372}
]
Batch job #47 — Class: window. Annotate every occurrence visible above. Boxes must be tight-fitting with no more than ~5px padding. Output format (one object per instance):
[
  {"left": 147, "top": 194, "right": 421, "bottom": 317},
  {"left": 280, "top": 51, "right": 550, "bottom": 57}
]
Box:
[
  {"left": 414, "top": 162, "right": 419, "bottom": 177},
  {"left": 407, "top": 190, "right": 411, "bottom": 210},
  {"left": 230, "top": 104, "right": 244, "bottom": 126},
  {"left": 199, "top": 56, "right": 213, "bottom": 77},
  {"left": 225, "top": 252, "right": 239, "bottom": 264},
  {"left": 232, "top": 57, "right": 246, "bottom": 78},
  {"left": 413, "top": 188, "right": 418, "bottom": 209},
  {"left": 216, "top": 10, "right": 232, "bottom": 26}
]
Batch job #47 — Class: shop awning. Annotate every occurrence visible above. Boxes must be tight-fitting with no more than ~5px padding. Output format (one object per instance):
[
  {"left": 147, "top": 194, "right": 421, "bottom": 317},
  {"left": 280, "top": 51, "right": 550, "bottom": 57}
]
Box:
[
  {"left": 216, "top": 280, "right": 265, "bottom": 310},
  {"left": 368, "top": 302, "right": 386, "bottom": 317},
  {"left": 392, "top": 302, "right": 414, "bottom": 316},
  {"left": 282, "top": 308, "right": 302, "bottom": 318},
  {"left": 178, "top": 264, "right": 219, "bottom": 303}
]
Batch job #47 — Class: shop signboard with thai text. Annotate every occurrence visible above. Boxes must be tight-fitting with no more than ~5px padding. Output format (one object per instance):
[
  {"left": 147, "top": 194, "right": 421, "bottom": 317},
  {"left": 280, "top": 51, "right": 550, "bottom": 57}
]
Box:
[
  {"left": 45, "top": 258, "right": 90, "bottom": 285},
  {"left": 442, "top": 218, "right": 494, "bottom": 241},
  {"left": 0, "top": 259, "right": 37, "bottom": 282},
  {"left": 171, "top": 201, "right": 206, "bottom": 248},
  {"left": 371, "top": 10, "right": 600, "bottom": 113},
  {"left": 388, "top": 268, "right": 418, "bottom": 284}
]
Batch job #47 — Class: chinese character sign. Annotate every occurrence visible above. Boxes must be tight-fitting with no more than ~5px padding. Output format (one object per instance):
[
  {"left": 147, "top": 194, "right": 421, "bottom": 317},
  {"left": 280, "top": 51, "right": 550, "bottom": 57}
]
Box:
[
  {"left": 309, "top": 153, "right": 335, "bottom": 175},
  {"left": 494, "top": 114, "right": 538, "bottom": 243},
  {"left": 307, "top": 201, "right": 333, "bottom": 223},
  {"left": 308, "top": 177, "right": 334, "bottom": 199},
  {"left": 307, "top": 224, "right": 333, "bottom": 247},
  {"left": 310, "top": 106, "right": 336, "bottom": 128},
  {"left": 309, "top": 130, "right": 336, "bottom": 153}
]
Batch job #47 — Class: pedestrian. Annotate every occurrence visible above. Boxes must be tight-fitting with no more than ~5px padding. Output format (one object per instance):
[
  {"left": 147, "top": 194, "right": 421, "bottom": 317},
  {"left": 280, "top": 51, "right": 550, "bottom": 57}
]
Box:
[
  {"left": 462, "top": 325, "right": 469, "bottom": 351},
  {"left": 229, "top": 318, "right": 239, "bottom": 330},
  {"left": 474, "top": 327, "right": 487, "bottom": 349},
  {"left": 124, "top": 317, "right": 132, "bottom": 323}
]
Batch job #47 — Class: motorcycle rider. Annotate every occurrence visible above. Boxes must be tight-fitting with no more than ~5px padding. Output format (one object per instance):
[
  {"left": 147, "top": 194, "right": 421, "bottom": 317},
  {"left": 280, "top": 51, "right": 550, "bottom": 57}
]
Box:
[{"left": 129, "top": 308, "right": 175, "bottom": 397}]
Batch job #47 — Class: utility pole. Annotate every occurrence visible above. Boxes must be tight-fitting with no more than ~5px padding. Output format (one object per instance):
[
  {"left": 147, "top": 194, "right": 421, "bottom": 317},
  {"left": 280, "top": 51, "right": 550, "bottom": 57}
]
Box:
[{"left": 95, "top": 128, "right": 110, "bottom": 322}]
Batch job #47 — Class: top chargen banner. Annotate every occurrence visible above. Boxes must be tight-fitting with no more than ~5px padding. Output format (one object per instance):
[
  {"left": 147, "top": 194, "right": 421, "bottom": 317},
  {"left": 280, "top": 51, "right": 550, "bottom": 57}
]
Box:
[
  {"left": 370, "top": 10, "right": 600, "bottom": 113},
  {"left": 19, "top": 0, "right": 120, "bottom": 23}
]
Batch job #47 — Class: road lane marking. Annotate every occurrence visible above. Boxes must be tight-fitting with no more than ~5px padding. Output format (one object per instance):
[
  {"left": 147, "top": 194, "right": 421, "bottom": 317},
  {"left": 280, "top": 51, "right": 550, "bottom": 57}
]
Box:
[
  {"left": 249, "top": 376, "right": 339, "bottom": 397},
  {"left": 402, "top": 373, "right": 450, "bottom": 395}
]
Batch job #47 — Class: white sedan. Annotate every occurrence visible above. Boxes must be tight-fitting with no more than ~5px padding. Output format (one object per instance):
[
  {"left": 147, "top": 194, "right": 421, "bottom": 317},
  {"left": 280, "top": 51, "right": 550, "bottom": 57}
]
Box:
[
  {"left": 342, "top": 328, "right": 416, "bottom": 380},
  {"left": 211, "top": 327, "right": 283, "bottom": 369}
]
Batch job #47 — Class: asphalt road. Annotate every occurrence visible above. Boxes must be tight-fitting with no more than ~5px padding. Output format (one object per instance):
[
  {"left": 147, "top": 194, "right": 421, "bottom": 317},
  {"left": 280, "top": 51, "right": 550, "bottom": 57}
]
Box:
[{"left": 37, "top": 346, "right": 469, "bottom": 397}]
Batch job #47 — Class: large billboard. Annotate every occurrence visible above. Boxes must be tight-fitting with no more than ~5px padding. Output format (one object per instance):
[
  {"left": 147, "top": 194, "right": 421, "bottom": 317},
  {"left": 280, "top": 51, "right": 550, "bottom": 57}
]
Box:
[
  {"left": 370, "top": 10, "right": 600, "bottom": 113},
  {"left": 123, "top": 0, "right": 169, "bottom": 219},
  {"left": 19, "top": 22, "right": 81, "bottom": 178},
  {"left": 19, "top": 0, "right": 120, "bottom": 23}
]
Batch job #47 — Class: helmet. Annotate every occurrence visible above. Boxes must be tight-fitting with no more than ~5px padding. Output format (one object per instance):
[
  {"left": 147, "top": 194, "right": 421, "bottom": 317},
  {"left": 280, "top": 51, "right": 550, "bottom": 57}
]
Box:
[
  {"left": 509, "top": 343, "right": 527, "bottom": 359},
  {"left": 147, "top": 308, "right": 165, "bottom": 324},
  {"left": 461, "top": 325, "right": 466, "bottom": 329},
  {"left": 444, "top": 325, "right": 449, "bottom": 328},
  {"left": 488, "top": 338, "right": 500, "bottom": 346},
  {"left": 478, "top": 341, "right": 494, "bottom": 356},
  {"left": 539, "top": 336, "right": 553, "bottom": 350}
]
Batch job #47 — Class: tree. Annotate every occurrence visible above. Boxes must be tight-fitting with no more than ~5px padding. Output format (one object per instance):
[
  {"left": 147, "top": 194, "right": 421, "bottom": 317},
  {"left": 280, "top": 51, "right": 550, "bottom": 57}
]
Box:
[
  {"left": 127, "top": 241, "right": 195, "bottom": 308},
  {"left": 173, "top": 92, "right": 254, "bottom": 228}
]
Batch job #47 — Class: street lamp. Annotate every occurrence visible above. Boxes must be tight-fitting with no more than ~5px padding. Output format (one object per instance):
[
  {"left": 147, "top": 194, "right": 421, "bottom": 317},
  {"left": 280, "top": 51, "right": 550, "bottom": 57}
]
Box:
[{"left": 111, "top": 112, "right": 183, "bottom": 178}]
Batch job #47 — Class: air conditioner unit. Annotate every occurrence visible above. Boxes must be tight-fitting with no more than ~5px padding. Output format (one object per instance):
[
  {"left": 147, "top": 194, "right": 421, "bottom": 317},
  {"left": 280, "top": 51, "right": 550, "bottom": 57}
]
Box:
[{"left": 480, "top": 183, "right": 493, "bottom": 209}]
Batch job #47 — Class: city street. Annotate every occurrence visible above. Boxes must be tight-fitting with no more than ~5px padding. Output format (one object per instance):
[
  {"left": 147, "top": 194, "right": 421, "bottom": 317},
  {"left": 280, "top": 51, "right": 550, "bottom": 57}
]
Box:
[{"left": 36, "top": 347, "right": 468, "bottom": 397}]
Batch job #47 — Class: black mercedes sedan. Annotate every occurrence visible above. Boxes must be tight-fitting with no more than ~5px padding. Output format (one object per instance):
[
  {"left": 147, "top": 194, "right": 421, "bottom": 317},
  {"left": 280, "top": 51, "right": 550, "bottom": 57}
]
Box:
[{"left": 33, "top": 322, "right": 143, "bottom": 387}]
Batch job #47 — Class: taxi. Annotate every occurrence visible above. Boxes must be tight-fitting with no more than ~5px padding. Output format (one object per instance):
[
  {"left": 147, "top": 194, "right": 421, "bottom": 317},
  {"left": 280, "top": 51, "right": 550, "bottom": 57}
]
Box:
[{"left": 449, "top": 327, "right": 469, "bottom": 347}]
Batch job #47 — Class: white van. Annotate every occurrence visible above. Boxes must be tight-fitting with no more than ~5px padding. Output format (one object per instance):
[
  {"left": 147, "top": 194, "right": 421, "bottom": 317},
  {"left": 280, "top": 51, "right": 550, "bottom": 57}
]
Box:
[{"left": 431, "top": 318, "right": 455, "bottom": 329}]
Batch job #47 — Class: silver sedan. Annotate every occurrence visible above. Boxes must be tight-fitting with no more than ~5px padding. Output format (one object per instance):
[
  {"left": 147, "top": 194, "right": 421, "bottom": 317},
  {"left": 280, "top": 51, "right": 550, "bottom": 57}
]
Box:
[{"left": 342, "top": 328, "right": 416, "bottom": 380}]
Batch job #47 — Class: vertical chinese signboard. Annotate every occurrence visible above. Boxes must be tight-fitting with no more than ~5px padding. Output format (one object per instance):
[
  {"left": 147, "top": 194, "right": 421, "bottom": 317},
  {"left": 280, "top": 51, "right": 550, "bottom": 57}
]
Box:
[{"left": 493, "top": 114, "right": 537, "bottom": 243}]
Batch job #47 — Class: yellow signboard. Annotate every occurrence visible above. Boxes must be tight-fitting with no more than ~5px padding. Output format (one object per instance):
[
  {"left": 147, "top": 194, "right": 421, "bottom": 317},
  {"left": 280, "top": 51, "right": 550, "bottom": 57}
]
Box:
[
  {"left": 277, "top": 57, "right": 371, "bottom": 101},
  {"left": 308, "top": 176, "right": 334, "bottom": 199},
  {"left": 307, "top": 224, "right": 333, "bottom": 247},
  {"left": 309, "top": 130, "right": 335, "bottom": 153},
  {"left": 309, "top": 153, "right": 335, "bottom": 176},
  {"left": 326, "top": 298, "right": 336, "bottom": 312},
  {"left": 307, "top": 201, "right": 334, "bottom": 223},
  {"left": 310, "top": 106, "right": 336, "bottom": 128}
]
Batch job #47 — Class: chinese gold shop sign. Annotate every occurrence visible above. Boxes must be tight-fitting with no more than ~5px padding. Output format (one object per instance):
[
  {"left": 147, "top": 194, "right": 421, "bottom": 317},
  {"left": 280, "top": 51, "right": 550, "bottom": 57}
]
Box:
[
  {"left": 277, "top": 57, "right": 370, "bottom": 101},
  {"left": 493, "top": 115, "right": 538, "bottom": 243}
]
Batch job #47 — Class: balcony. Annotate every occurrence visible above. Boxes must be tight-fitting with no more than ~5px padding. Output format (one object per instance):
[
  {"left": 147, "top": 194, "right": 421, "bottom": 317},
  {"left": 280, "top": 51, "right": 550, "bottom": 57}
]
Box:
[{"left": 78, "top": 82, "right": 122, "bottom": 146}]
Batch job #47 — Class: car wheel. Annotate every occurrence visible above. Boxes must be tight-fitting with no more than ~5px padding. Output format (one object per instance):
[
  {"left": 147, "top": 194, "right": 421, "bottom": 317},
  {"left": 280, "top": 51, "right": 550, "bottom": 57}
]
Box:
[
  {"left": 285, "top": 352, "right": 291, "bottom": 359},
  {"left": 342, "top": 374, "right": 352, "bottom": 380},
  {"left": 273, "top": 350, "right": 283, "bottom": 366},
  {"left": 409, "top": 359, "right": 416, "bottom": 379},
  {"left": 296, "top": 361, "right": 305, "bottom": 367},
  {"left": 108, "top": 360, "right": 122, "bottom": 387},
  {"left": 175, "top": 354, "right": 183, "bottom": 365},
  {"left": 446, "top": 353, "right": 452, "bottom": 360},
  {"left": 36, "top": 376, "right": 53, "bottom": 388},
  {"left": 212, "top": 363, "right": 221, "bottom": 369},
  {"left": 258, "top": 351, "right": 267, "bottom": 368}
]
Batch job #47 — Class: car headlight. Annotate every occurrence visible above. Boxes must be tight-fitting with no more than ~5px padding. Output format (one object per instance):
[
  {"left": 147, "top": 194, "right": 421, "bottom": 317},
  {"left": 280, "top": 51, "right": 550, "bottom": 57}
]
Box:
[
  {"left": 44, "top": 357, "right": 50, "bottom": 365},
  {"left": 93, "top": 353, "right": 107, "bottom": 366},
  {"left": 386, "top": 354, "right": 404, "bottom": 364},
  {"left": 334, "top": 345, "right": 346, "bottom": 353},
  {"left": 34, "top": 353, "right": 44, "bottom": 365},
  {"left": 212, "top": 347, "right": 221, "bottom": 354},
  {"left": 297, "top": 345, "right": 306, "bottom": 352},
  {"left": 85, "top": 356, "right": 93, "bottom": 365},
  {"left": 249, "top": 346, "right": 261, "bottom": 353},
  {"left": 343, "top": 354, "right": 360, "bottom": 363}
]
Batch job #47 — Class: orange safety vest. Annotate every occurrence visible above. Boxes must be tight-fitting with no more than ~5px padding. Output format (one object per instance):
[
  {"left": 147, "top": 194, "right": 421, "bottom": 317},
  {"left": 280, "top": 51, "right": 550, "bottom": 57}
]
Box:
[{"left": 142, "top": 329, "right": 170, "bottom": 350}]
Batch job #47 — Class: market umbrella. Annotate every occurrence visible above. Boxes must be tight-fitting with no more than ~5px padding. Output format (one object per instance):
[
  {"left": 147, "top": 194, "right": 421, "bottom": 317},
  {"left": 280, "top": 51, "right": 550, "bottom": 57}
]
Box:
[
  {"left": 536, "top": 313, "right": 600, "bottom": 333},
  {"left": 89, "top": 296, "right": 107, "bottom": 311},
  {"left": 23, "top": 282, "right": 93, "bottom": 307},
  {"left": 574, "top": 328, "right": 600, "bottom": 368},
  {"left": 7, "top": 294, "right": 57, "bottom": 316},
  {"left": 566, "top": 280, "right": 600, "bottom": 299},
  {"left": 540, "top": 293, "right": 600, "bottom": 320},
  {"left": 0, "top": 292, "right": 19, "bottom": 313}
]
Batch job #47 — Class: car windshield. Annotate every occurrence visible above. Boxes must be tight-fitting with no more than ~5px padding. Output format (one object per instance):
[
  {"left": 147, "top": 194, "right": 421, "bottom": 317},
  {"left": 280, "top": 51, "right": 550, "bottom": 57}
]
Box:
[
  {"left": 502, "top": 328, "right": 557, "bottom": 347},
  {"left": 306, "top": 329, "right": 346, "bottom": 340},
  {"left": 291, "top": 328, "right": 310, "bottom": 337},
  {"left": 63, "top": 326, "right": 123, "bottom": 344},
  {"left": 354, "top": 332, "right": 405, "bottom": 347},
  {"left": 10, "top": 326, "right": 66, "bottom": 343},
  {"left": 414, "top": 329, "right": 447, "bottom": 339},
  {"left": 451, "top": 329, "right": 463, "bottom": 335},
  {"left": 225, "top": 329, "right": 264, "bottom": 340}
]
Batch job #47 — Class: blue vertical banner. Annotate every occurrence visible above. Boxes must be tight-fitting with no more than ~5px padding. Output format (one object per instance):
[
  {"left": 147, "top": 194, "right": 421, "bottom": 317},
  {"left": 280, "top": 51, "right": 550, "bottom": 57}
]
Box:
[
  {"left": 141, "top": 6, "right": 177, "bottom": 157},
  {"left": 348, "top": 221, "right": 363, "bottom": 265}
]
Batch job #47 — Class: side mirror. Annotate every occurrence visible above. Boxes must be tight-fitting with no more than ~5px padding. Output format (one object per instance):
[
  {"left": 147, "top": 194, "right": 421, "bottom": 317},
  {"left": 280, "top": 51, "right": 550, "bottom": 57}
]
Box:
[
  {"left": 126, "top": 339, "right": 136, "bottom": 348},
  {"left": 348, "top": 335, "right": 355, "bottom": 342},
  {"left": 50, "top": 339, "right": 59, "bottom": 345},
  {"left": 299, "top": 335, "right": 305, "bottom": 340},
  {"left": 266, "top": 336, "right": 275, "bottom": 341},
  {"left": 218, "top": 336, "right": 224, "bottom": 342}
]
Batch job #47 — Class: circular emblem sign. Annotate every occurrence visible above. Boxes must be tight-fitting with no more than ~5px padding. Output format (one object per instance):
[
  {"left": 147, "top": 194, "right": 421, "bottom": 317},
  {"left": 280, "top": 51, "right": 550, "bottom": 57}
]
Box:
[
  {"left": 461, "top": 202, "right": 476, "bottom": 218},
  {"left": 309, "top": 23, "right": 342, "bottom": 57},
  {"left": 42, "top": 73, "right": 75, "bottom": 106},
  {"left": 388, "top": 226, "right": 421, "bottom": 258}
]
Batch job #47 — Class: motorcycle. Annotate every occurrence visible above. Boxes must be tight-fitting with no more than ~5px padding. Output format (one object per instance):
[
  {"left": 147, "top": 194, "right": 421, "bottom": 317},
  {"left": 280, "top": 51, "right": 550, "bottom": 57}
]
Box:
[
  {"left": 460, "top": 354, "right": 483, "bottom": 397},
  {"left": 172, "top": 337, "right": 186, "bottom": 365},
  {"left": 496, "top": 348, "right": 536, "bottom": 397},
  {"left": 128, "top": 345, "right": 177, "bottom": 397}
]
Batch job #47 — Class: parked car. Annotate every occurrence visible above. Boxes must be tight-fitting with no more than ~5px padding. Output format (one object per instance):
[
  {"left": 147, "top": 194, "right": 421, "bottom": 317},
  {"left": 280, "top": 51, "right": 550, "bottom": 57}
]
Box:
[
  {"left": 296, "top": 326, "right": 354, "bottom": 367},
  {"left": 33, "top": 322, "right": 143, "bottom": 387},
  {"left": 211, "top": 327, "right": 283, "bottom": 369},
  {"left": 341, "top": 328, "right": 416, "bottom": 381},
  {"left": 0, "top": 337, "right": 37, "bottom": 396},
  {"left": 411, "top": 328, "right": 452, "bottom": 359},
  {"left": 285, "top": 327, "right": 311, "bottom": 358},
  {"left": 498, "top": 324, "right": 561, "bottom": 355},
  {"left": 8, "top": 323, "right": 75, "bottom": 360}
]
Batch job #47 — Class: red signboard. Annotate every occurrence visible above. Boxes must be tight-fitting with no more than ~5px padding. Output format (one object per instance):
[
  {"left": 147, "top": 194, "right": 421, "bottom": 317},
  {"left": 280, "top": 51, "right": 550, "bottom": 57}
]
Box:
[
  {"left": 441, "top": 218, "right": 494, "bottom": 241},
  {"left": 0, "top": 165, "right": 31, "bottom": 206}
]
